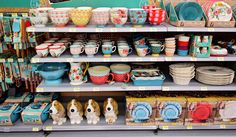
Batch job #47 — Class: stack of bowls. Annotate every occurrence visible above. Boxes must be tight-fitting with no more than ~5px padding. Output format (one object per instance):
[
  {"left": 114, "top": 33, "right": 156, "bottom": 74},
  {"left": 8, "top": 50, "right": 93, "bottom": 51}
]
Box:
[
  {"left": 169, "top": 63, "right": 195, "bottom": 85},
  {"left": 110, "top": 7, "right": 128, "bottom": 27},
  {"left": 49, "top": 8, "right": 72, "bottom": 27},
  {"left": 177, "top": 36, "right": 190, "bottom": 56},
  {"left": 196, "top": 66, "right": 235, "bottom": 85},
  {"left": 148, "top": 8, "right": 166, "bottom": 25},
  {"left": 129, "top": 8, "right": 147, "bottom": 27},
  {"left": 70, "top": 7, "right": 92, "bottom": 27},
  {"left": 29, "top": 8, "right": 53, "bottom": 27},
  {"left": 92, "top": 8, "right": 111, "bottom": 28},
  {"left": 165, "top": 37, "right": 176, "bottom": 56}
]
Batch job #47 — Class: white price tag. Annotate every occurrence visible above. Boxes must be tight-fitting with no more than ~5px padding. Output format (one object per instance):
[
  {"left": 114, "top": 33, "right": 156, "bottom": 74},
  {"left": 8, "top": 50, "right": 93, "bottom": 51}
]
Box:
[
  {"left": 0, "top": 59, "right": 5, "bottom": 63},
  {"left": 32, "top": 127, "right": 39, "bottom": 132},
  {"left": 27, "top": 28, "right": 35, "bottom": 32},
  {"left": 200, "top": 87, "right": 208, "bottom": 91},
  {"left": 149, "top": 28, "right": 158, "bottom": 32},
  {"left": 110, "top": 28, "right": 118, "bottom": 32},
  {"left": 49, "top": 28, "right": 56, "bottom": 32},
  {"left": 18, "top": 58, "right": 24, "bottom": 62},
  {"left": 176, "top": 28, "right": 184, "bottom": 32},
  {"left": 220, "top": 125, "right": 226, "bottom": 129},
  {"left": 93, "top": 87, "right": 100, "bottom": 91},
  {"left": 69, "top": 28, "right": 77, "bottom": 32},
  {"left": 66, "top": 58, "right": 74, "bottom": 62},
  {"left": 129, "top": 28, "right": 137, "bottom": 32},
  {"left": 95, "top": 28, "right": 103, "bottom": 32},
  {"left": 186, "top": 125, "right": 193, "bottom": 129},
  {"left": 103, "top": 58, "right": 110, "bottom": 62},
  {"left": 150, "top": 58, "right": 158, "bottom": 61},
  {"left": 208, "top": 28, "right": 215, "bottom": 32},
  {"left": 22, "top": 13, "right": 28, "bottom": 17},
  {"left": 162, "top": 86, "right": 170, "bottom": 91},
  {"left": 7, "top": 58, "right": 13, "bottom": 62},
  {"left": 45, "top": 126, "right": 53, "bottom": 131},
  {"left": 165, "top": 57, "right": 172, "bottom": 61},
  {"left": 73, "top": 87, "right": 80, "bottom": 92},
  {"left": 162, "top": 126, "right": 169, "bottom": 130},
  {"left": 36, "top": 88, "right": 44, "bottom": 92},
  {"left": 138, "top": 87, "right": 146, "bottom": 90},
  {"left": 31, "top": 58, "right": 39, "bottom": 63},
  {"left": 135, "top": 58, "right": 143, "bottom": 61},
  {"left": 11, "top": 13, "right": 18, "bottom": 17},
  {"left": 190, "top": 57, "right": 197, "bottom": 61},
  {"left": 217, "top": 57, "right": 224, "bottom": 61},
  {"left": 121, "top": 58, "right": 129, "bottom": 62}
]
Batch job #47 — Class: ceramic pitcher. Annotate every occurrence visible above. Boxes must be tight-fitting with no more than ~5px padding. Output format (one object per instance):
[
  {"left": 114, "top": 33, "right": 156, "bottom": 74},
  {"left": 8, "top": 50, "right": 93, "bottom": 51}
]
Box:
[{"left": 69, "top": 62, "right": 89, "bottom": 85}]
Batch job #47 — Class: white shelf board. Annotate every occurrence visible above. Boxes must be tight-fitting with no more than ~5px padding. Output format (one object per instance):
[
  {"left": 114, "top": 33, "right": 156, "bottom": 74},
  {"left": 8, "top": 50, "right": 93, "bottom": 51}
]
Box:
[
  {"left": 162, "top": 79, "right": 236, "bottom": 91},
  {"left": 0, "top": 120, "right": 42, "bottom": 132},
  {"left": 159, "top": 125, "right": 236, "bottom": 130},
  {"left": 36, "top": 80, "right": 162, "bottom": 92},
  {"left": 165, "top": 23, "right": 236, "bottom": 32},
  {"left": 31, "top": 52, "right": 236, "bottom": 63},
  {"left": 26, "top": 24, "right": 167, "bottom": 33},
  {"left": 43, "top": 116, "right": 157, "bottom": 131}
]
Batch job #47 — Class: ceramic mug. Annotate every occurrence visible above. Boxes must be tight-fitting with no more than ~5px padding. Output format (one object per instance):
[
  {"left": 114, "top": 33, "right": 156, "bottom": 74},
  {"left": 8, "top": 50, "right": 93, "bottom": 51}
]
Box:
[
  {"left": 118, "top": 46, "right": 133, "bottom": 57},
  {"left": 112, "top": 72, "right": 130, "bottom": 83},
  {"left": 85, "top": 45, "right": 99, "bottom": 57},
  {"left": 136, "top": 45, "right": 150, "bottom": 57},
  {"left": 70, "top": 44, "right": 85, "bottom": 57},
  {"left": 90, "top": 73, "right": 114, "bottom": 85},
  {"left": 102, "top": 45, "right": 116, "bottom": 57},
  {"left": 49, "top": 45, "right": 66, "bottom": 57},
  {"left": 165, "top": 48, "right": 175, "bottom": 57},
  {"left": 35, "top": 44, "right": 49, "bottom": 57},
  {"left": 151, "top": 44, "right": 164, "bottom": 56}
]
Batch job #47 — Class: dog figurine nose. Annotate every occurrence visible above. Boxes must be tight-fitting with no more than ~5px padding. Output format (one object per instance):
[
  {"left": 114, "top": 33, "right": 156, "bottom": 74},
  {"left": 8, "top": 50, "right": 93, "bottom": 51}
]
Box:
[
  {"left": 107, "top": 107, "right": 111, "bottom": 111},
  {"left": 87, "top": 108, "right": 91, "bottom": 112},
  {"left": 71, "top": 109, "right": 75, "bottom": 113},
  {"left": 49, "top": 109, "right": 53, "bottom": 113}
]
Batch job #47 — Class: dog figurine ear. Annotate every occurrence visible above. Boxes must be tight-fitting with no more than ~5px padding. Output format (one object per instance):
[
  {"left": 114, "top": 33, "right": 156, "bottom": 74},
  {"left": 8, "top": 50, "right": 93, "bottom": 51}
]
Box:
[
  {"left": 94, "top": 100, "right": 100, "bottom": 117},
  {"left": 84, "top": 101, "right": 88, "bottom": 117},
  {"left": 111, "top": 98, "right": 119, "bottom": 115}
]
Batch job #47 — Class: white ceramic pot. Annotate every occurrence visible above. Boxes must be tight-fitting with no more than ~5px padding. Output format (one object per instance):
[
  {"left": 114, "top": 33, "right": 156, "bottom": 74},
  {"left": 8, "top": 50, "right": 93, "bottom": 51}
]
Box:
[{"left": 35, "top": 44, "right": 49, "bottom": 57}]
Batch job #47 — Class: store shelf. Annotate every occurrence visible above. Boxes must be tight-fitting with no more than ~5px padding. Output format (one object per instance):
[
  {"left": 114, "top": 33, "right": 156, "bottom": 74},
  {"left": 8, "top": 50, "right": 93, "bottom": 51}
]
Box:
[
  {"left": 43, "top": 116, "right": 157, "bottom": 131},
  {"left": 159, "top": 125, "right": 236, "bottom": 130},
  {"left": 165, "top": 23, "right": 236, "bottom": 32},
  {"left": 26, "top": 24, "right": 167, "bottom": 33},
  {"left": 0, "top": 120, "right": 42, "bottom": 132},
  {"left": 162, "top": 79, "right": 236, "bottom": 91},
  {"left": 36, "top": 80, "right": 162, "bottom": 92},
  {"left": 31, "top": 52, "right": 236, "bottom": 63}
]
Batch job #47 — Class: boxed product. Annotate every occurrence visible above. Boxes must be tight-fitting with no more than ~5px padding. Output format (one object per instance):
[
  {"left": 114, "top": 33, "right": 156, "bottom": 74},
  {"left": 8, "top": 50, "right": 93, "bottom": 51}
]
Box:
[
  {"left": 126, "top": 96, "right": 156, "bottom": 126},
  {"left": 0, "top": 103, "right": 22, "bottom": 126},
  {"left": 156, "top": 95, "right": 186, "bottom": 126}
]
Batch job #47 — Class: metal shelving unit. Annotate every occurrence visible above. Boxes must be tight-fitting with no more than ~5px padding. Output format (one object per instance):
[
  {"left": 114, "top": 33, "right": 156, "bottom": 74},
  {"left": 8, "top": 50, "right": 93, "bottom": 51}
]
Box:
[
  {"left": 0, "top": 120, "right": 42, "bottom": 132},
  {"left": 159, "top": 125, "right": 236, "bottom": 130}
]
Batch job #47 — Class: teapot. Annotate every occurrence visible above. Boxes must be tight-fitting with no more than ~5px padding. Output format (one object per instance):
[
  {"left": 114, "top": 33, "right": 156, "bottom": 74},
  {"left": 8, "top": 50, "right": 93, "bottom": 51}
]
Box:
[{"left": 69, "top": 62, "right": 89, "bottom": 85}]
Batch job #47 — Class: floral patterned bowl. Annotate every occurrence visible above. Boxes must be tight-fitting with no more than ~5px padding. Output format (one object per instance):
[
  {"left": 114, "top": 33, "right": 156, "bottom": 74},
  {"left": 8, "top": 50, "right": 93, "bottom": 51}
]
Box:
[
  {"left": 70, "top": 7, "right": 92, "bottom": 27},
  {"left": 110, "top": 7, "right": 128, "bottom": 27},
  {"left": 129, "top": 8, "right": 147, "bottom": 27},
  {"left": 49, "top": 8, "right": 73, "bottom": 27},
  {"left": 92, "top": 8, "right": 111, "bottom": 27}
]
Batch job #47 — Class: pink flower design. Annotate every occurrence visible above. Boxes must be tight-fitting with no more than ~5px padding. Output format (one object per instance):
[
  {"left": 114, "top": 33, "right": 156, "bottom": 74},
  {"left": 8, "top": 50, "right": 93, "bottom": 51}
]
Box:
[{"left": 113, "top": 18, "right": 122, "bottom": 24}]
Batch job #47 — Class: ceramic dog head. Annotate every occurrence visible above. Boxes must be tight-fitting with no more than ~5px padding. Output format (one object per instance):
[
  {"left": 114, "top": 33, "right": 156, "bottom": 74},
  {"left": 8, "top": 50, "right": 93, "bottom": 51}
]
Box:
[
  {"left": 103, "top": 98, "right": 119, "bottom": 124},
  {"left": 67, "top": 99, "right": 83, "bottom": 124},
  {"left": 50, "top": 100, "right": 66, "bottom": 125},
  {"left": 84, "top": 99, "right": 100, "bottom": 117}
]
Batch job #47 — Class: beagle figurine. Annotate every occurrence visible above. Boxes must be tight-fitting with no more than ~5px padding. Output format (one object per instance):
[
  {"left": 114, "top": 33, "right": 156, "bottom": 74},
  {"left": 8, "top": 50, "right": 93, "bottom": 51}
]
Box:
[
  {"left": 50, "top": 100, "right": 67, "bottom": 125},
  {"left": 84, "top": 99, "right": 100, "bottom": 124},
  {"left": 103, "top": 98, "right": 119, "bottom": 124},
  {"left": 67, "top": 99, "right": 83, "bottom": 124}
]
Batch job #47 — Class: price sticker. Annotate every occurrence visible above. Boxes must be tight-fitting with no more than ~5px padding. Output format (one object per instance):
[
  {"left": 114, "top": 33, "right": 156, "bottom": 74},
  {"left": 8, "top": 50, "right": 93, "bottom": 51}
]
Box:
[
  {"left": 3, "top": 127, "right": 10, "bottom": 132},
  {"left": 45, "top": 126, "right": 53, "bottom": 131},
  {"left": 121, "top": 58, "right": 129, "bottom": 62},
  {"left": 93, "top": 87, "right": 100, "bottom": 91},
  {"left": 32, "top": 127, "right": 39, "bottom": 132},
  {"left": 49, "top": 28, "right": 56, "bottom": 32},
  {"left": 200, "top": 87, "right": 208, "bottom": 91},
  {"left": 162, "top": 126, "right": 169, "bottom": 130},
  {"left": 186, "top": 125, "right": 193, "bottom": 129},
  {"left": 69, "top": 28, "right": 77, "bottom": 32},
  {"left": 37, "top": 88, "right": 44, "bottom": 92},
  {"left": 31, "top": 58, "right": 39, "bottom": 63},
  {"left": 0, "top": 59, "right": 5, "bottom": 63},
  {"left": 171, "top": 123, "right": 177, "bottom": 126},
  {"left": 73, "top": 87, "right": 80, "bottom": 92},
  {"left": 149, "top": 28, "right": 158, "bottom": 32},
  {"left": 11, "top": 13, "right": 18, "bottom": 17},
  {"left": 165, "top": 57, "right": 172, "bottom": 61},
  {"left": 217, "top": 57, "right": 224, "bottom": 61},
  {"left": 176, "top": 28, "right": 184, "bottom": 32},
  {"left": 66, "top": 58, "right": 74, "bottom": 62},
  {"left": 129, "top": 28, "right": 137, "bottom": 32},
  {"left": 95, "top": 28, "right": 103, "bottom": 32},
  {"left": 190, "top": 57, "right": 197, "bottom": 61},
  {"left": 208, "top": 28, "right": 215, "bottom": 32},
  {"left": 103, "top": 58, "right": 111, "bottom": 62},
  {"left": 135, "top": 58, "right": 143, "bottom": 61},
  {"left": 220, "top": 125, "right": 226, "bottom": 129},
  {"left": 7, "top": 58, "right": 14, "bottom": 62},
  {"left": 0, "top": 13, "right": 3, "bottom": 17},
  {"left": 27, "top": 27, "right": 35, "bottom": 32},
  {"left": 18, "top": 58, "right": 24, "bottom": 62},
  {"left": 22, "top": 13, "right": 28, "bottom": 17},
  {"left": 162, "top": 86, "right": 170, "bottom": 91},
  {"left": 138, "top": 87, "right": 146, "bottom": 90},
  {"left": 110, "top": 28, "right": 118, "bottom": 32},
  {"left": 150, "top": 58, "right": 158, "bottom": 61}
]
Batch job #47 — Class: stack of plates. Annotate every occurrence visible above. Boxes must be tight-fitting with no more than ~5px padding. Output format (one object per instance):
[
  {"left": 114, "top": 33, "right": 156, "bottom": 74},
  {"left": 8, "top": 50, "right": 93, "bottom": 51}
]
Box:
[
  {"left": 169, "top": 63, "right": 195, "bottom": 85},
  {"left": 196, "top": 66, "right": 235, "bottom": 85}
]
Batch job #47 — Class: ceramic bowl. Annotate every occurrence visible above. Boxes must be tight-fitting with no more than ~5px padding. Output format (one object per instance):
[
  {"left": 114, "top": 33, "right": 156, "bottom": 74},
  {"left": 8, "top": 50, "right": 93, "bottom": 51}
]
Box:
[
  {"left": 70, "top": 7, "right": 92, "bottom": 27},
  {"left": 49, "top": 8, "right": 72, "bottom": 27},
  {"left": 30, "top": 16, "right": 48, "bottom": 27},
  {"left": 129, "top": 8, "right": 147, "bottom": 26},
  {"left": 110, "top": 7, "right": 128, "bottom": 27},
  {"left": 35, "top": 44, "right": 49, "bottom": 57},
  {"left": 177, "top": 49, "right": 188, "bottom": 56},
  {"left": 92, "top": 8, "right": 110, "bottom": 27},
  {"left": 110, "top": 64, "right": 131, "bottom": 74},
  {"left": 88, "top": 66, "right": 110, "bottom": 76}
]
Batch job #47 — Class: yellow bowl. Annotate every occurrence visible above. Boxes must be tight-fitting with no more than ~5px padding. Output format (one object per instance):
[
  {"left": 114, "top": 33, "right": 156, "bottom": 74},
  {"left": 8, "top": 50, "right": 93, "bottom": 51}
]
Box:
[{"left": 70, "top": 7, "right": 92, "bottom": 27}]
